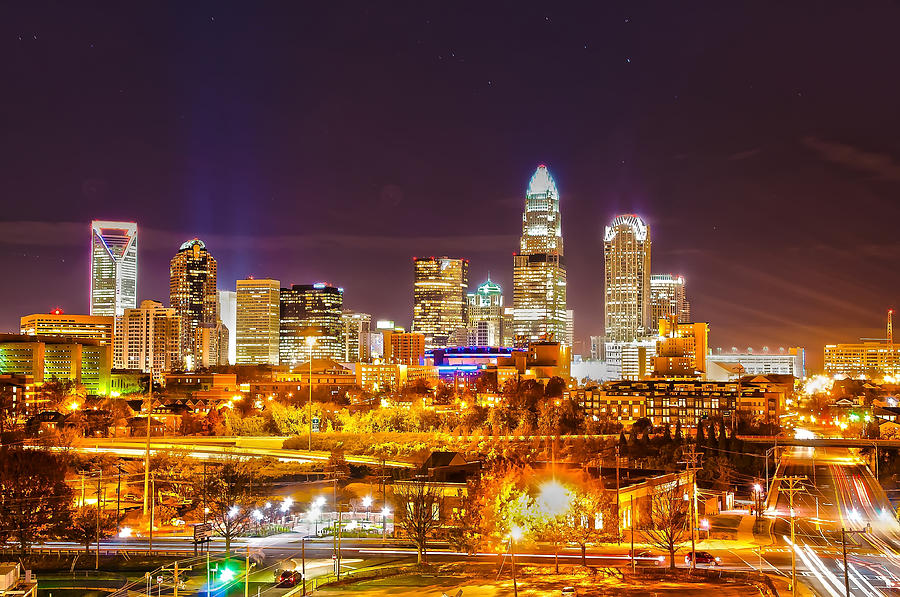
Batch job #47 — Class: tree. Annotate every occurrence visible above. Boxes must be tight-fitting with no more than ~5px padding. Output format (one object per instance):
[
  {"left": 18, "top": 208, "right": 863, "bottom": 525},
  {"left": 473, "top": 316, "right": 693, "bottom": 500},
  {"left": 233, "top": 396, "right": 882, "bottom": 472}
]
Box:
[
  {"left": 199, "top": 459, "right": 266, "bottom": 554},
  {"left": 618, "top": 430, "right": 629, "bottom": 456},
  {"left": 544, "top": 376, "right": 567, "bottom": 399},
  {"left": 674, "top": 420, "right": 683, "bottom": 444},
  {"left": 640, "top": 482, "right": 691, "bottom": 569},
  {"left": 0, "top": 448, "right": 73, "bottom": 553},
  {"left": 67, "top": 507, "right": 117, "bottom": 553},
  {"left": 565, "top": 487, "right": 613, "bottom": 565},
  {"left": 394, "top": 479, "right": 443, "bottom": 564},
  {"left": 695, "top": 421, "right": 705, "bottom": 447},
  {"left": 533, "top": 514, "right": 568, "bottom": 573}
]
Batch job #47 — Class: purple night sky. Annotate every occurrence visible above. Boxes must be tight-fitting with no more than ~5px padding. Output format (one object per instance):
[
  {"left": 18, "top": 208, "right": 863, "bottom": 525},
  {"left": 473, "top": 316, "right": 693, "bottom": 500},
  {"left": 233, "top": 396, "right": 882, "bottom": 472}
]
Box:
[{"left": 3, "top": 2, "right": 900, "bottom": 369}]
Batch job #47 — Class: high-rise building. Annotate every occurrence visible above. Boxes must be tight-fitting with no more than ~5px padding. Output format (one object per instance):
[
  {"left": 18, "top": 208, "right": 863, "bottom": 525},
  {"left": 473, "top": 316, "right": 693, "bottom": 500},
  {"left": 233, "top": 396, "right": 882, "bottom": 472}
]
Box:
[
  {"left": 21, "top": 310, "right": 115, "bottom": 346},
  {"left": 118, "top": 300, "right": 180, "bottom": 382},
  {"left": 649, "top": 274, "right": 689, "bottom": 335},
  {"left": 236, "top": 278, "right": 280, "bottom": 366},
  {"left": 604, "top": 214, "right": 651, "bottom": 343},
  {"left": 653, "top": 319, "right": 708, "bottom": 378},
  {"left": 512, "top": 165, "right": 567, "bottom": 344},
  {"left": 90, "top": 221, "right": 138, "bottom": 317},
  {"left": 279, "top": 283, "right": 344, "bottom": 365},
  {"left": 466, "top": 279, "right": 504, "bottom": 346},
  {"left": 218, "top": 290, "right": 237, "bottom": 365},
  {"left": 169, "top": 239, "right": 218, "bottom": 368},
  {"left": 824, "top": 342, "right": 900, "bottom": 378},
  {"left": 0, "top": 334, "right": 111, "bottom": 398},
  {"left": 383, "top": 330, "right": 426, "bottom": 366},
  {"left": 340, "top": 310, "right": 372, "bottom": 362},
  {"left": 412, "top": 257, "right": 468, "bottom": 349}
]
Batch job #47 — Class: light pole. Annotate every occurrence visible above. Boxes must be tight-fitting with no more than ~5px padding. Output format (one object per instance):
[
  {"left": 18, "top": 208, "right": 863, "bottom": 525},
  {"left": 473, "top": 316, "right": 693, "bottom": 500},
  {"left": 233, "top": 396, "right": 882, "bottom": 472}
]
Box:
[
  {"left": 363, "top": 495, "right": 372, "bottom": 522},
  {"left": 841, "top": 525, "right": 870, "bottom": 597},
  {"left": 381, "top": 507, "right": 391, "bottom": 542},
  {"left": 509, "top": 526, "right": 522, "bottom": 597},
  {"left": 306, "top": 336, "right": 316, "bottom": 451}
]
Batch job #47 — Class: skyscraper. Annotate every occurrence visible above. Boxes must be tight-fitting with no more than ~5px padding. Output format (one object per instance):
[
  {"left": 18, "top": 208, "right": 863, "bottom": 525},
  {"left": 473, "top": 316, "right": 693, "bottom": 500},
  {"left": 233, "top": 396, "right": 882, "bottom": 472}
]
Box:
[
  {"left": 169, "top": 239, "right": 218, "bottom": 368},
  {"left": 340, "top": 310, "right": 372, "bottom": 362},
  {"left": 466, "top": 279, "right": 504, "bottom": 346},
  {"left": 218, "top": 290, "right": 237, "bottom": 365},
  {"left": 118, "top": 300, "right": 180, "bottom": 382},
  {"left": 603, "top": 214, "right": 651, "bottom": 343},
  {"left": 90, "top": 220, "right": 138, "bottom": 317},
  {"left": 512, "top": 165, "right": 567, "bottom": 344},
  {"left": 236, "top": 278, "right": 280, "bottom": 365},
  {"left": 411, "top": 257, "right": 468, "bottom": 349},
  {"left": 279, "top": 283, "right": 343, "bottom": 365},
  {"left": 649, "top": 274, "right": 689, "bottom": 335}
]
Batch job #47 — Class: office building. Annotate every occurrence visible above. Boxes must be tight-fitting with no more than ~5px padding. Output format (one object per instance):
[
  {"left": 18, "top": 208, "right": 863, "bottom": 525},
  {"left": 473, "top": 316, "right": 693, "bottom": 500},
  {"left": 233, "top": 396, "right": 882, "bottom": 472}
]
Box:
[
  {"left": 169, "top": 239, "right": 218, "bottom": 368},
  {"left": 0, "top": 334, "right": 111, "bottom": 398},
  {"left": 279, "top": 283, "right": 344, "bottom": 365},
  {"left": 654, "top": 319, "right": 709, "bottom": 378},
  {"left": 118, "top": 300, "right": 180, "bottom": 382},
  {"left": 566, "top": 309, "right": 575, "bottom": 347},
  {"left": 412, "top": 257, "right": 468, "bottom": 349},
  {"left": 512, "top": 165, "right": 567, "bottom": 344},
  {"left": 218, "top": 290, "right": 237, "bottom": 365},
  {"left": 340, "top": 310, "right": 372, "bottom": 363},
  {"left": 604, "top": 214, "right": 651, "bottom": 343},
  {"left": 466, "top": 279, "right": 504, "bottom": 346},
  {"left": 649, "top": 274, "right": 689, "bottom": 335},
  {"left": 20, "top": 311, "right": 114, "bottom": 346},
  {"left": 383, "top": 330, "right": 426, "bottom": 366},
  {"left": 236, "top": 278, "right": 280, "bottom": 366},
  {"left": 90, "top": 220, "right": 138, "bottom": 317},
  {"left": 707, "top": 347, "right": 806, "bottom": 379},
  {"left": 824, "top": 342, "right": 900, "bottom": 378}
]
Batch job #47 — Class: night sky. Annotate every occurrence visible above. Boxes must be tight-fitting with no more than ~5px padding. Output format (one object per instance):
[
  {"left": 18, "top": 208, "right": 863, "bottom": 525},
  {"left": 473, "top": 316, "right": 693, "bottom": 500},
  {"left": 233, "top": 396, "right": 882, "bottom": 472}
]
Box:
[{"left": 4, "top": 2, "right": 900, "bottom": 370}]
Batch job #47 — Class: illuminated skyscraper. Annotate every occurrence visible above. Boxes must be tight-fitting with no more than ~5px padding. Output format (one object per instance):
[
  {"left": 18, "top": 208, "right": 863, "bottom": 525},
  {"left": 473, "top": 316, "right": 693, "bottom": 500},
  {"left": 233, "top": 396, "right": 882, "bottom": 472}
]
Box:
[
  {"left": 279, "top": 283, "right": 343, "bottom": 365},
  {"left": 169, "top": 239, "right": 218, "bottom": 368},
  {"left": 90, "top": 220, "right": 138, "bottom": 317},
  {"left": 412, "top": 257, "right": 468, "bottom": 349},
  {"left": 603, "top": 214, "right": 651, "bottom": 343},
  {"left": 649, "top": 274, "right": 689, "bottom": 335},
  {"left": 236, "top": 278, "right": 280, "bottom": 365},
  {"left": 512, "top": 165, "right": 567, "bottom": 344},
  {"left": 340, "top": 310, "right": 372, "bottom": 362},
  {"left": 466, "top": 279, "right": 504, "bottom": 346}
]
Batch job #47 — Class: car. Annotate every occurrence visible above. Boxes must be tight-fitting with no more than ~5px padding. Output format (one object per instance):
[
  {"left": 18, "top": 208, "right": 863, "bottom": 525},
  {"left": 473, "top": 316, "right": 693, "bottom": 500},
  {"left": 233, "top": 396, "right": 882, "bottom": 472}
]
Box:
[
  {"left": 685, "top": 551, "right": 720, "bottom": 566},
  {"left": 628, "top": 550, "right": 664, "bottom": 566},
  {"left": 561, "top": 588, "right": 577, "bottom": 596},
  {"left": 277, "top": 570, "right": 302, "bottom": 587}
]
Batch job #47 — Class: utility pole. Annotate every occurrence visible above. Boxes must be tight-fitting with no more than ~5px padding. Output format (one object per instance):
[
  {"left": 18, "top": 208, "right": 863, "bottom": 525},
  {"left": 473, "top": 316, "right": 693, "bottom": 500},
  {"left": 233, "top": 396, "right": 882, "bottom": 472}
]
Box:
[
  {"left": 682, "top": 447, "right": 702, "bottom": 571},
  {"left": 149, "top": 474, "right": 155, "bottom": 553},
  {"left": 95, "top": 471, "right": 102, "bottom": 570},
  {"left": 630, "top": 495, "right": 636, "bottom": 575},
  {"left": 142, "top": 380, "right": 153, "bottom": 517},
  {"left": 776, "top": 475, "right": 807, "bottom": 597},
  {"left": 245, "top": 544, "right": 251, "bottom": 597},
  {"left": 301, "top": 537, "right": 306, "bottom": 596},
  {"left": 116, "top": 464, "right": 122, "bottom": 525},
  {"left": 337, "top": 504, "right": 343, "bottom": 580},
  {"left": 840, "top": 525, "right": 870, "bottom": 597},
  {"left": 615, "top": 445, "right": 621, "bottom": 544}
]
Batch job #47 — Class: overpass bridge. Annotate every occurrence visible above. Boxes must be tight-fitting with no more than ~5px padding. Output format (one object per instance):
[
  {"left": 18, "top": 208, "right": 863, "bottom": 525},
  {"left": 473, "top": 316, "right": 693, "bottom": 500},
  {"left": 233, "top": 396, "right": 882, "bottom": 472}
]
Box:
[{"left": 738, "top": 435, "right": 900, "bottom": 448}]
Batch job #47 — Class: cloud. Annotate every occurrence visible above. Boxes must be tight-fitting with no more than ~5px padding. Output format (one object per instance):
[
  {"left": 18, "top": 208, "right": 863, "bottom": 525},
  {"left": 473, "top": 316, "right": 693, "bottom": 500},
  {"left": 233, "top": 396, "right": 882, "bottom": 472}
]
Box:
[
  {"left": 0, "top": 221, "right": 515, "bottom": 254},
  {"left": 726, "top": 148, "right": 761, "bottom": 161},
  {"left": 803, "top": 136, "right": 900, "bottom": 181}
]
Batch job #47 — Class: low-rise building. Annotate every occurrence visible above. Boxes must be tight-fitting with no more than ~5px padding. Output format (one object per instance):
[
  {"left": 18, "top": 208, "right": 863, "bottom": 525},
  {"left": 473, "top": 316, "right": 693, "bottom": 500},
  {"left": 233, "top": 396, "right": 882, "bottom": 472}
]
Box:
[
  {"left": 708, "top": 346, "right": 805, "bottom": 378},
  {"left": 570, "top": 386, "right": 646, "bottom": 423},
  {"left": 0, "top": 334, "right": 111, "bottom": 400},
  {"left": 824, "top": 341, "right": 899, "bottom": 378}
]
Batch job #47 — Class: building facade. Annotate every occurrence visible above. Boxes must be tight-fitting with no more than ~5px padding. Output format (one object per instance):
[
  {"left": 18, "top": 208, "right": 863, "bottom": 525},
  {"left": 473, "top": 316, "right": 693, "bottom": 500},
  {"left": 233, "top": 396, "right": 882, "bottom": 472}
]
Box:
[
  {"left": 279, "top": 283, "right": 344, "bottom": 365},
  {"left": 340, "top": 310, "right": 372, "bottom": 363},
  {"left": 20, "top": 311, "right": 115, "bottom": 346},
  {"left": 604, "top": 214, "right": 651, "bottom": 343},
  {"left": 218, "top": 290, "right": 237, "bottom": 365},
  {"left": 383, "top": 330, "right": 426, "bottom": 366},
  {"left": 649, "top": 274, "right": 689, "bottom": 335},
  {"left": 0, "top": 334, "right": 111, "bottom": 398},
  {"left": 235, "top": 278, "right": 280, "bottom": 366},
  {"left": 654, "top": 319, "right": 708, "bottom": 378},
  {"left": 466, "top": 279, "right": 504, "bottom": 346},
  {"left": 512, "top": 165, "right": 567, "bottom": 344},
  {"left": 824, "top": 342, "right": 900, "bottom": 377},
  {"left": 117, "top": 300, "right": 180, "bottom": 382},
  {"left": 90, "top": 220, "right": 138, "bottom": 317},
  {"left": 708, "top": 347, "right": 806, "bottom": 379},
  {"left": 169, "top": 239, "right": 218, "bottom": 368},
  {"left": 412, "top": 257, "right": 468, "bottom": 349}
]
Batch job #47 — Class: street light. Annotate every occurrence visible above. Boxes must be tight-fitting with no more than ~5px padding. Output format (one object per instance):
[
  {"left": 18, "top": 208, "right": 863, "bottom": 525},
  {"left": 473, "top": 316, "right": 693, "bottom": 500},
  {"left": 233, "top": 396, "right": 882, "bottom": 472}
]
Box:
[
  {"left": 363, "top": 495, "right": 373, "bottom": 521},
  {"left": 381, "top": 507, "right": 391, "bottom": 541},
  {"left": 306, "top": 336, "right": 316, "bottom": 451},
  {"left": 509, "top": 526, "right": 523, "bottom": 597}
]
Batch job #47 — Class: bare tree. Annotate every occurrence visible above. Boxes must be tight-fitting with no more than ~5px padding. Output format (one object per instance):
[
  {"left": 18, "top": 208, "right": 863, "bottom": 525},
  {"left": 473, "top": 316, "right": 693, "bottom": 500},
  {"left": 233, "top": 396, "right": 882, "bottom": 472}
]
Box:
[
  {"left": 198, "top": 458, "right": 265, "bottom": 555},
  {"left": 67, "top": 507, "right": 117, "bottom": 553},
  {"left": 640, "top": 482, "right": 690, "bottom": 569},
  {"left": 564, "top": 488, "right": 613, "bottom": 566},
  {"left": 394, "top": 479, "right": 443, "bottom": 564}
]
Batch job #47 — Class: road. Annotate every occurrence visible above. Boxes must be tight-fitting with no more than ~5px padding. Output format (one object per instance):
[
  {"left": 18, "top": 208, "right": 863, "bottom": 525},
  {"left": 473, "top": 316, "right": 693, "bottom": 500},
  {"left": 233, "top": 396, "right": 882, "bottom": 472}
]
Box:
[{"left": 768, "top": 445, "right": 900, "bottom": 596}]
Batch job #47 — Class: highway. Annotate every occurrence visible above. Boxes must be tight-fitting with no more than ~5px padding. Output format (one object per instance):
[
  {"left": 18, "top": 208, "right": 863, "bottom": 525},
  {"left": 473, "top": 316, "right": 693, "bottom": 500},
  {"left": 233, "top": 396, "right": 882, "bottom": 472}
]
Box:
[{"left": 768, "top": 445, "right": 900, "bottom": 596}]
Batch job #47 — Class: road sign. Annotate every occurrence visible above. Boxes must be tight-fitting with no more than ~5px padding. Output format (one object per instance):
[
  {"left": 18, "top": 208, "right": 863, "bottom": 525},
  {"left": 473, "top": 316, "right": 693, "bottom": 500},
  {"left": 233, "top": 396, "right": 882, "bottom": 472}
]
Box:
[
  {"left": 312, "top": 417, "right": 320, "bottom": 432},
  {"left": 193, "top": 522, "right": 213, "bottom": 541}
]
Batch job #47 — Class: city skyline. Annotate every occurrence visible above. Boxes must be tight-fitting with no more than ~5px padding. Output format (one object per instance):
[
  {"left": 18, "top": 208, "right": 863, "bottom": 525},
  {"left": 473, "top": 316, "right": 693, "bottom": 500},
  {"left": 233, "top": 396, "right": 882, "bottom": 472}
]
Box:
[{"left": 4, "top": 3, "right": 900, "bottom": 370}]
